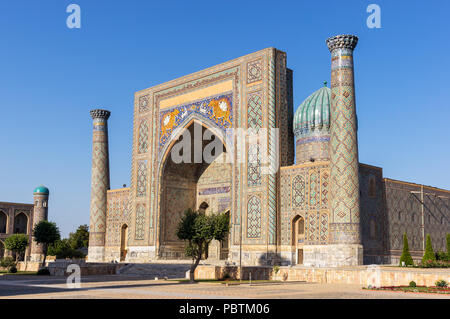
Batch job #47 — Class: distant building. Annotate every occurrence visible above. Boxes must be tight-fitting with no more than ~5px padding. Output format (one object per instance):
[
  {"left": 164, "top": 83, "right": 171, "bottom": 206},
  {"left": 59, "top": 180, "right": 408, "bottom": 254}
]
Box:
[{"left": 0, "top": 185, "right": 49, "bottom": 261}]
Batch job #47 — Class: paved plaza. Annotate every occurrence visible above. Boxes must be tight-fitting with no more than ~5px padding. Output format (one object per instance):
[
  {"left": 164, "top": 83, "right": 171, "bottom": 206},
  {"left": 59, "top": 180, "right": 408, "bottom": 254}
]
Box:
[{"left": 0, "top": 275, "right": 449, "bottom": 299}]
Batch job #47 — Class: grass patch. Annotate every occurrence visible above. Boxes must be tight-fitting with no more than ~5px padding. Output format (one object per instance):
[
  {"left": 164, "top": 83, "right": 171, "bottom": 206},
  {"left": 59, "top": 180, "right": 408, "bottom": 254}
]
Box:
[
  {"left": 364, "top": 286, "right": 450, "bottom": 294},
  {"left": 0, "top": 271, "right": 38, "bottom": 275},
  {"left": 169, "top": 279, "right": 281, "bottom": 284}
]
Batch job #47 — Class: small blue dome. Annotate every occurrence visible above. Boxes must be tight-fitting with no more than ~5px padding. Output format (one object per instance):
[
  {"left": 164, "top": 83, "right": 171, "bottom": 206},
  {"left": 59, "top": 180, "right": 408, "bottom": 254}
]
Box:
[{"left": 33, "top": 185, "right": 49, "bottom": 195}]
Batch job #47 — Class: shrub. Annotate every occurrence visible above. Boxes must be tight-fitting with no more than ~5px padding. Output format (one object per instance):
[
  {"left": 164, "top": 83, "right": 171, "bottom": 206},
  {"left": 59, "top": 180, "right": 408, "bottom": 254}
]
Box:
[
  {"left": 37, "top": 268, "right": 50, "bottom": 276},
  {"left": 0, "top": 257, "right": 16, "bottom": 269},
  {"left": 409, "top": 281, "right": 416, "bottom": 288},
  {"left": 8, "top": 266, "right": 17, "bottom": 273},
  {"left": 436, "top": 251, "right": 448, "bottom": 261},
  {"left": 422, "top": 234, "right": 435, "bottom": 264},
  {"left": 447, "top": 234, "right": 450, "bottom": 259},
  {"left": 273, "top": 265, "right": 280, "bottom": 274},
  {"left": 222, "top": 272, "right": 231, "bottom": 280},
  {"left": 399, "top": 233, "right": 414, "bottom": 266},
  {"left": 435, "top": 279, "right": 448, "bottom": 288},
  {"left": 418, "top": 260, "right": 450, "bottom": 268}
]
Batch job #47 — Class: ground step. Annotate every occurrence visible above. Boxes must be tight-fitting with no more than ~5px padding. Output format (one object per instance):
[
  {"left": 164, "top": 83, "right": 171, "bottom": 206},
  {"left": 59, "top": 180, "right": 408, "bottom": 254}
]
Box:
[{"left": 118, "top": 263, "right": 191, "bottom": 279}]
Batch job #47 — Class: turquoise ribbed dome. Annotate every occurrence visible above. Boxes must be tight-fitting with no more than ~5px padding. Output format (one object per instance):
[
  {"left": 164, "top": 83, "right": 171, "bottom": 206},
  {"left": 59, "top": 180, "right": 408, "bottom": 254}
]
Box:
[
  {"left": 293, "top": 83, "right": 331, "bottom": 138},
  {"left": 33, "top": 185, "right": 49, "bottom": 195}
]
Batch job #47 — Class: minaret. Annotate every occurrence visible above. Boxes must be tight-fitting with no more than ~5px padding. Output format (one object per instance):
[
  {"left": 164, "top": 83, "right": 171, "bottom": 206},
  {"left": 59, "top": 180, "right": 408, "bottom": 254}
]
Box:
[
  {"left": 30, "top": 185, "right": 49, "bottom": 262},
  {"left": 326, "top": 34, "right": 362, "bottom": 266},
  {"left": 87, "top": 109, "right": 111, "bottom": 262}
]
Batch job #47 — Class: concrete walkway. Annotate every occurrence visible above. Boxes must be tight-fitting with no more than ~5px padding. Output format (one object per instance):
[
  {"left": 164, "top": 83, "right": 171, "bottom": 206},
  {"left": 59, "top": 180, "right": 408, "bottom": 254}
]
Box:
[{"left": 0, "top": 275, "right": 449, "bottom": 299}]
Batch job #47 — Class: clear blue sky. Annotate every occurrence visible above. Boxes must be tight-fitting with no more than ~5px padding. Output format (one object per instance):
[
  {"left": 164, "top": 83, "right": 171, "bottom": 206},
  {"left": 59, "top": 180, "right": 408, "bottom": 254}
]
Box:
[{"left": 1, "top": 1, "right": 449, "bottom": 237}]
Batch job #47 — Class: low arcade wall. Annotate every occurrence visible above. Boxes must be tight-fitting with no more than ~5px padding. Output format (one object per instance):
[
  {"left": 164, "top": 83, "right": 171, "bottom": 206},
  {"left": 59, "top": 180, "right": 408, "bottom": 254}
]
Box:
[{"left": 194, "top": 265, "right": 450, "bottom": 287}]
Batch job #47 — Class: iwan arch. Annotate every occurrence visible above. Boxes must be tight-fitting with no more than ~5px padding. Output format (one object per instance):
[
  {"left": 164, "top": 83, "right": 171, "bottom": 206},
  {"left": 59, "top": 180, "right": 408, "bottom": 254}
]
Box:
[{"left": 87, "top": 35, "right": 450, "bottom": 267}]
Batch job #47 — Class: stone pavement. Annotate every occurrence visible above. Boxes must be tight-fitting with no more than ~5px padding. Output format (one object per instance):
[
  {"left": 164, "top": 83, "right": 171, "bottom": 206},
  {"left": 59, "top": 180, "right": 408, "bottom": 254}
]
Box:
[{"left": 0, "top": 275, "right": 449, "bottom": 299}]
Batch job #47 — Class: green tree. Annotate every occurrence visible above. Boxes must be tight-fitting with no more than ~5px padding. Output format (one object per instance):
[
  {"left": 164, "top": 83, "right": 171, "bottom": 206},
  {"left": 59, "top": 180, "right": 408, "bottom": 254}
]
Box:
[
  {"left": 48, "top": 239, "right": 85, "bottom": 259},
  {"left": 422, "top": 234, "right": 436, "bottom": 263},
  {"left": 68, "top": 224, "right": 89, "bottom": 250},
  {"left": 33, "top": 221, "right": 60, "bottom": 267},
  {"left": 399, "top": 233, "right": 414, "bottom": 266},
  {"left": 4, "top": 234, "right": 29, "bottom": 261},
  {"left": 177, "top": 209, "right": 230, "bottom": 282}
]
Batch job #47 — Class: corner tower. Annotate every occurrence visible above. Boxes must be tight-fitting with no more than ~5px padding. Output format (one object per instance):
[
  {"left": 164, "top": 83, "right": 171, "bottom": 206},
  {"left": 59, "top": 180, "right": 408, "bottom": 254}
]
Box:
[
  {"left": 87, "top": 109, "right": 111, "bottom": 262},
  {"left": 327, "top": 34, "right": 362, "bottom": 265},
  {"left": 30, "top": 185, "right": 49, "bottom": 262}
]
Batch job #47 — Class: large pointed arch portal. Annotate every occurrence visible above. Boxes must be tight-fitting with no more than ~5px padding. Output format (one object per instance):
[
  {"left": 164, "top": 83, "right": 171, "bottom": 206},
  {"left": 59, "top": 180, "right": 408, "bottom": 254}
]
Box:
[{"left": 157, "top": 119, "right": 232, "bottom": 259}]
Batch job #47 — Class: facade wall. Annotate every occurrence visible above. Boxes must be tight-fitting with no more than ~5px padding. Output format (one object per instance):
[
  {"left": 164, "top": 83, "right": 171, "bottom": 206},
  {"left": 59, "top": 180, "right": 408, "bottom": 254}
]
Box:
[
  {"left": 0, "top": 202, "right": 34, "bottom": 259},
  {"left": 123, "top": 47, "right": 293, "bottom": 264},
  {"left": 280, "top": 162, "right": 331, "bottom": 245},
  {"left": 295, "top": 133, "right": 330, "bottom": 164},
  {"left": 359, "top": 164, "right": 388, "bottom": 264},
  {"left": 384, "top": 179, "right": 450, "bottom": 264},
  {"left": 279, "top": 161, "right": 331, "bottom": 265},
  {"left": 104, "top": 188, "right": 131, "bottom": 262}
]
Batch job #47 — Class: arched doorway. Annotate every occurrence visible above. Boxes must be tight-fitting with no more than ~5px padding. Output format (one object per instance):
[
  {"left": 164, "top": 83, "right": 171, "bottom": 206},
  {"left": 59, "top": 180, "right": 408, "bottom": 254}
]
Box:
[
  {"left": 14, "top": 213, "right": 28, "bottom": 234},
  {"left": 120, "top": 224, "right": 128, "bottom": 262},
  {"left": 198, "top": 201, "right": 209, "bottom": 214},
  {"left": 0, "top": 211, "right": 7, "bottom": 233},
  {"left": 292, "top": 215, "right": 305, "bottom": 265},
  {"left": 158, "top": 120, "right": 232, "bottom": 259}
]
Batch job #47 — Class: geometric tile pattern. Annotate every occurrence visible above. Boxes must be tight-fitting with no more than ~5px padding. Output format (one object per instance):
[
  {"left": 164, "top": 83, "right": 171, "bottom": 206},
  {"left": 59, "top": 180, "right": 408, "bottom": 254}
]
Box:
[
  {"left": 247, "top": 195, "right": 261, "bottom": 238},
  {"left": 280, "top": 163, "right": 331, "bottom": 246},
  {"left": 247, "top": 144, "right": 261, "bottom": 187},
  {"left": 292, "top": 175, "right": 305, "bottom": 208},
  {"left": 309, "top": 171, "right": 319, "bottom": 208},
  {"left": 105, "top": 189, "right": 131, "bottom": 248},
  {"left": 136, "top": 160, "right": 148, "bottom": 197},
  {"left": 89, "top": 111, "right": 111, "bottom": 247},
  {"left": 267, "top": 54, "right": 277, "bottom": 245},
  {"left": 247, "top": 92, "right": 262, "bottom": 129},
  {"left": 330, "top": 82, "right": 359, "bottom": 224},
  {"left": 321, "top": 170, "right": 329, "bottom": 208},
  {"left": 280, "top": 174, "right": 291, "bottom": 211},
  {"left": 327, "top": 37, "right": 361, "bottom": 245},
  {"left": 135, "top": 204, "right": 145, "bottom": 240},
  {"left": 247, "top": 59, "right": 262, "bottom": 84},
  {"left": 308, "top": 212, "right": 316, "bottom": 241},
  {"left": 139, "top": 95, "right": 150, "bottom": 113},
  {"left": 138, "top": 119, "right": 149, "bottom": 154},
  {"left": 320, "top": 212, "right": 328, "bottom": 242}
]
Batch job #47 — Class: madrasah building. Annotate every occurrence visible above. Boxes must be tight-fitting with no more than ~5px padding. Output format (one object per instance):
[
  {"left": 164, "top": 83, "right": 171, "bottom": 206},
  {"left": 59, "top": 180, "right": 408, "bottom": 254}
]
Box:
[{"left": 87, "top": 34, "right": 450, "bottom": 267}]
